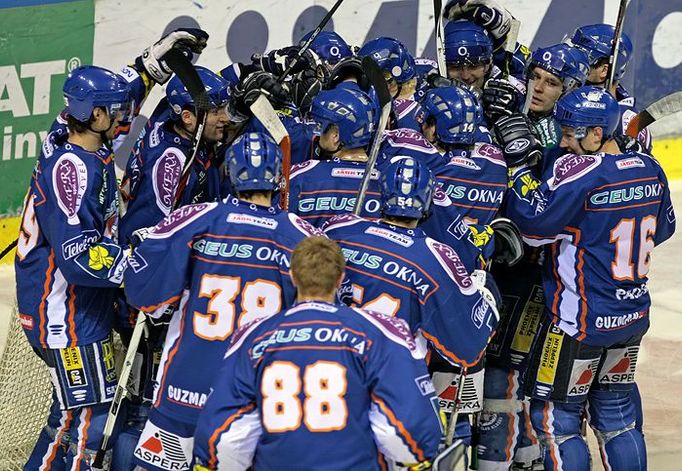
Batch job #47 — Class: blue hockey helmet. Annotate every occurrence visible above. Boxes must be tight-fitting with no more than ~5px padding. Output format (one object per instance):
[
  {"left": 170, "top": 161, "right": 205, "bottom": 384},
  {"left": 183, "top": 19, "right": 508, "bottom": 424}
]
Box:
[
  {"left": 554, "top": 85, "right": 620, "bottom": 139},
  {"left": 528, "top": 44, "right": 590, "bottom": 90},
  {"left": 358, "top": 37, "right": 416, "bottom": 83},
  {"left": 309, "top": 87, "right": 378, "bottom": 149},
  {"left": 380, "top": 157, "right": 435, "bottom": 219},
  {"left": 420, "top": 86, "right": 483, "bottom": 145},
  {"left": 567, "top": 24, "right": 633, "bottom": 82},
  {"left": 166, "top": 66, "right": 231, "bottom": 121},
  {"left": 227, "top": 132, "right": 282, "bottom": 193},
  {"left": 444, "top": 20, "right": 493, "bottom": 66},
  {"left": 299, "top": 30, "right": 353, "bottom": 66},
  {"left": 63, "top": 65, "right": 132, "bottom": 122}
]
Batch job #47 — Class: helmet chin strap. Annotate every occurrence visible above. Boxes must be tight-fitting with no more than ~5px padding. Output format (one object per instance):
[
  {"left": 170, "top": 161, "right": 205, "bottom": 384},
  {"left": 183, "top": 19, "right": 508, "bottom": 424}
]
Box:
[{"left": 88, "top": 117, "right": 115, "bottom": 150}]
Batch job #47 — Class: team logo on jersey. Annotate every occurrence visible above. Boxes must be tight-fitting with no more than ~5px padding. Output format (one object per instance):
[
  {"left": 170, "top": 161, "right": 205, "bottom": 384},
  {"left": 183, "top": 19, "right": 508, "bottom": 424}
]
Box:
[
  {"left": 153, "top": 148, "right": 184, "bottom": 212},
  {"left": 425, "top": 239, "right": 475, "bottom": 295},
  {"left": 566, "top": 358, "right": 599, "bottom": 396},
  {"left": 548, "top": 154, "right": 601, "bottom": 190},
  {"left": 134, "top": 425, "right": 191, "bottom": 470},
  {"left": 87, "top": 245, "right": 115, "bottom": 271},
  {"left": 598, "top": 346, "right": 639, "bottom": 385},
  {"left": 53, "top": 154, "right": 88, "bottom": 225}
]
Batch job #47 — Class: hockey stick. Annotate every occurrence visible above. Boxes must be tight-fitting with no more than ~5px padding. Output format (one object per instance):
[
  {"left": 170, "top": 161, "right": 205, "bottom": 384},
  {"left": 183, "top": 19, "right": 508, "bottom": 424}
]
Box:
[
  {"left": 444, "top": 367, "right": 467, "bottom": 447},
  {"left": 0, "top": 239, "right": 17, "bottom": 262},
  {"left": 605, "top": 0, "right": 630, "bottom": 91},
  {"left": 433, "top": 439, "right": 467, "bottom": 471},
  {"left": 434, "top": 0, "right": 447, "bottom": 77},
  {"left": 249, "top": 95, "right": 292, "bottom": 209},
  {"left": 353, "top": 56, "right": 392, "bottom": 215},
  {"left": 92, "top": 49, "right": 208, "bottom": 470},
  {"left": 626, "top": 91, "right": 682, "bottom": 138},
  {"left": 277, "top": 0, "right": 346, "bottom": 82},
  {"left": 503, "top": 18, "right": 521, "bottom": 79}
]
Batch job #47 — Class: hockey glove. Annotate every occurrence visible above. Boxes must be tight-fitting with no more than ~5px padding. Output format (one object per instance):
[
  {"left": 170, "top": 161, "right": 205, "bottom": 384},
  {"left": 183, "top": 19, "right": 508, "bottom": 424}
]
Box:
[
  {"left": 490, "top": 217, "right": 523, "bottom": 266},
  {"left": 137, "top": 28, "right": 209, "bottom": 84},
  {"left": 252, "top": 46, "right": 322, "bottom": 78},
  {"left": 493, "top": 113, "right": 542, "bottom": 169},
  {"left": 291, "top": 68, "right": 323, "bottom": 114},
  {"left": 232, "top": 71, "right": 291, "bottom": 116},
  {"left": 470, "top": 269, "right": 501, "bottom": 322},
  {"left": 614, "top": 133, "right": 650, "bottom": 155},
  {"left": 444, "top": 0, "right": 512, "bottom": 40},
  {"left": 482, "top": 78, "right": 522, "bottom": 124}
]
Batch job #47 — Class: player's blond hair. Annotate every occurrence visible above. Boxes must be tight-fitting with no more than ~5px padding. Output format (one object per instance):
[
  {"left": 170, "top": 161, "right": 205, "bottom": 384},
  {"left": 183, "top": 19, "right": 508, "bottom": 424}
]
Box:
[{"left": 291, "top": 236, "right": 346, "bottom": 296}]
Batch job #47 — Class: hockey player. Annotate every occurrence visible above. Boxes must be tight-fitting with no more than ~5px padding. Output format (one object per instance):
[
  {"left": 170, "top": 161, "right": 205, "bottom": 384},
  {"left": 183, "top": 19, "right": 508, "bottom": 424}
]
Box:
[
  {"left": 15, "top": 28, "right": 209, "bottom": 470},
  {"left": 476, "top": 43, "right": 590, "bottom": 471},
  {"left": 566, "top": 24, "right": 652, "bottom": 152},
  {"left": 358, "top": 37, "right": 423, "bottom": 131},
  {"left": 192, "top": 236, "right": 442, "bottom": 470},
  {"left": 501, "top": 87, "right": 675, "bottom": 470},
  {"left": 119, "top": 66, "right": 232, "bottom": 245},
  {"left": 123, "top": 132, "right": 319, "bottom": 470},
  {"left": 286, "top": 86, "right": 380, "bottom": 226},
  {"left": 324, "top": 156, "right": 500, "bottom": 371}
]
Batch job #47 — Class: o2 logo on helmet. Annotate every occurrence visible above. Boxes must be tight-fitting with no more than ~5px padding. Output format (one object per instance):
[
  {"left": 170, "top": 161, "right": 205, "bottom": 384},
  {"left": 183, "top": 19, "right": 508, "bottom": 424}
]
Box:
[
  {"left": 505, "top": 138, "right": 529, "bottom": 154},
  {"left": 391, "top": 65, "right": 402, "bottom": 78},
  {"left": 458, "top": 46, "right": 468, "bottom": 57},
  {"left": 542, "top": 50, "right": 553, "bottom": 62}
]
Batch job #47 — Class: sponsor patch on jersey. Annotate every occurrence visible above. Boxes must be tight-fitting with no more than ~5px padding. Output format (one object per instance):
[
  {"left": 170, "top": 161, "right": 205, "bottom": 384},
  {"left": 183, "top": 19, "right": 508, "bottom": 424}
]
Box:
[
  {"left": 61, "top": 229, "right": 101, "bottom": 260},
  {"left": 149, "top": 121, "right": 163, "bottom": 148},
  {"left": 227, "top": 212, "right": 278, "bottom": 230},
  {"left": 330, "top": 167, "right": 379, "bottom": 179},
  {"left": 615, "top": 156, "right": 645, "bottom": 170},
  {"left": 587, "top": 179, "right": 662, "bottom": 211},
  {"left": 425, "top": 239, "right": 475, "bottom": 295},
  {"left": 355, "top": 308, "right": 417, "bottom": 353},
  {"left": 548, "top": 154, "right": 601, "bottom": 190},
  {"left": 128, "top": 247, "right": 149, "bottom": 273},
  {"left": 414, "top": 374, "right": 435, "bottom": 396},
  {"left": 19, "top": 314, "right": 33, "bottom": 330},
  {"left": 167, "top": 384, "right": 208, "bottom": 409},
  {"left": 385, "top": 128, "right": 435, "bottom": 152},
  {"left": 432, "top": 186, "right": 451, "bottom": 207},
  {"left": 447, "top": 155, "right": 481, "bottom": 171},
  {"left": 474, "top": 143, "right": 506, "bottom": 167},
  {"left": 598, "top": 346, "right": 639, "bottom": 385},
  {"left": 667, "top": 204, "right": 676, "bottom": 224},
  {"left": 134, "top": 421, "right": 191, "bottom": 470},
  {"left": 470, "top": 297, "right": 490, "bottom": 329},
  {"left": 567, "top": 358, "right": 599, "bottom": 396},
  {"left": 288, "top": 213, "right": 322, "bottom": 236},
  {"left": 149, "top": 203, "right": 215, "bottom": 239},
  {"left": 152, "top": 148, "right": 185, "bottom": 212},
  {"left": 615, "top": 282, "right": 648, "bottom": 301},
  {"left": 365, "top": 226, "right": 414, "bottom": 247},
  {"left": 53, "top": 153, "right": 88, "bottom": 225}
]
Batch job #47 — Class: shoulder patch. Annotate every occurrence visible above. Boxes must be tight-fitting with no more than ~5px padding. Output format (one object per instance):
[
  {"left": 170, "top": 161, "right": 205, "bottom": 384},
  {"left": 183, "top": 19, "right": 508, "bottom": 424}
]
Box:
[
  {"left": 288, "top": 213, "right": 323, "bottom": 237},
  {"left": 152, "top": 147, "right": 186, "bottom": 213},
  {"left": 425, "top": 238, "right": 476, "bottom": 295},
  {"left": 473, "top": 143, "right": 506, "bottom": 168},
  {"left": 384, "top": 128, "right": 439, "bottom": 154},
  {"left": 226, "top": 315, "right": 271, "bottom": 359},
  {"left": 322, "top": 213, "right": 365, "bottom": 233},
  {"left": 432, "top": 185, "right": 452, "bottom": 207},
  {"left": 548, "top": 154, "right": 602, "bottom": 190},
  {"left": 352, "top": 307, "right": 421, "bottom": 358},
  {"left": 290, "top": 159, "right": 320, "bottom": 180},
  {"left": 53, "top": 153, "right": 88, "bottom": 225},
  {"left": 148, "top": 202, "right": 216, "bottom": 239}
]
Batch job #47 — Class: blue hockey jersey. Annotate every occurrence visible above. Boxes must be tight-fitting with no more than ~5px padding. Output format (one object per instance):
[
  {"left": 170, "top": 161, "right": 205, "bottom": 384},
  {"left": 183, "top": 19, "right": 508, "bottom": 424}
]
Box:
[
  {"left": 124, "top": 197, "right": 319, "bottom": 424},
  {"left": 505, "top": 151, "right": 675, "bottom": 346},
  {"left": 119, "top": 119, "right": 222, "bottom": 245},
  {"left": 378, "top": 128, "right": 447, "bottom": 175},
  {"left": 192, "top": 301, "right": 442, "bottom": 471},
  {"left": 323, "top": 214, "right": 498, "bottom": 367},
  {"left": 287, "top": 158, "right": 382, "bottom": 227}
]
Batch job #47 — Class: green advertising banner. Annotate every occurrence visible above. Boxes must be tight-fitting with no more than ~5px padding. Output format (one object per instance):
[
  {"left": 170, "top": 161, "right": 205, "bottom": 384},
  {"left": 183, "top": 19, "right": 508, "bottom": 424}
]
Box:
[{"left": 0, "top": 0, "right": 94, "bottom": 216}]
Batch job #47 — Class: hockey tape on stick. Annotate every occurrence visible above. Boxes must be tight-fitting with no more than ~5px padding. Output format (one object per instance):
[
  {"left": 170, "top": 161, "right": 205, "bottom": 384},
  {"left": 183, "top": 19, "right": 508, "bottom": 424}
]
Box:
[
  {"left": 626, "top": 91, "right": 682, "bottom": 138},
  {"left": 277, "top": 0, "right": 347, "bottom": 82},
  {"left": 162, "top": 48, "right": 212, "bottom": 211},
  {"left": 353, "top": 56, "right": 393, "bottom": 215},
  {"left": 434, "top": 0, "right": 447, "bottom": 77},
  {"left": 249, "top": 95, "right": 292, "bottom": 209},
  {"left": 504, "top": 18, "right": 521, "bottom": 78},
  {"left": 606, "top": 0, "right": 630, "bottom": 91},
  {"left": 92, "top": 313, "right": 147, "bottom": 469}
]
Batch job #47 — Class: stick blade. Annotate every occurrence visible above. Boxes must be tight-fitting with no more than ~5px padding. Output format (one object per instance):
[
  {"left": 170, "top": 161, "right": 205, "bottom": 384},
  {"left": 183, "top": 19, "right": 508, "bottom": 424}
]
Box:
[{"left": 249, "top": 95, "right": 289, "bottom": 144}]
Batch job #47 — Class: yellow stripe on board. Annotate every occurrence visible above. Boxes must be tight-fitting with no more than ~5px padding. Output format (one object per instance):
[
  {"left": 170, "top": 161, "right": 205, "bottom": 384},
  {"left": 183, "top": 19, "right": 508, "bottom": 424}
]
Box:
[
  {"left": 0, "top": 217, "right": 20, "bottom": 266},
  {"left": 654, "top": 137, "right": 682, "bottom": 181}
]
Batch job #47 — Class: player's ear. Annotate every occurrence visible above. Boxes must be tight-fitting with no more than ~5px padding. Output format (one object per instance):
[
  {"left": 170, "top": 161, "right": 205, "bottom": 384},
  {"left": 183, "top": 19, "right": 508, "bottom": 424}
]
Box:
[
  {"left": 592, "top": 126, "right": 604, "bottom": 141},
  {"left": 599, "top": 63, "right": 609, "bottom": 82},
  {"left": 180, "top": 109, "right": 195, "bottom": 128}
]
